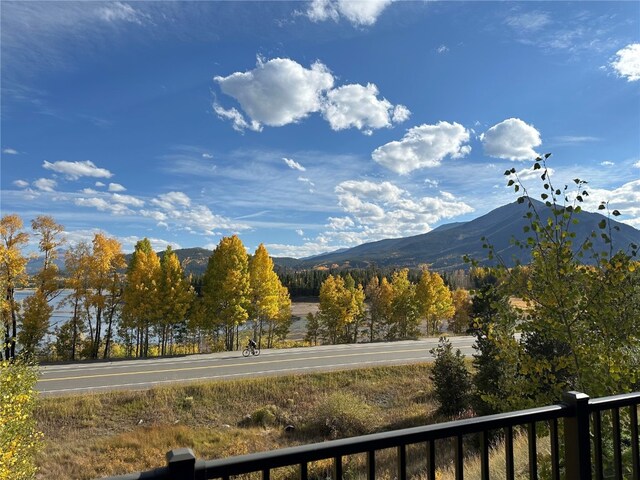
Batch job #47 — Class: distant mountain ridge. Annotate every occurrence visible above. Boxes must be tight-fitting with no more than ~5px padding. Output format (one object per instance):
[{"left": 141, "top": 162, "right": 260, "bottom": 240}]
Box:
[
  {"left": 274, "top": 199, "right": 640, "bottom": 271},
  {"left": 27, "top": 200, "right": 640, "bottom": 275}
]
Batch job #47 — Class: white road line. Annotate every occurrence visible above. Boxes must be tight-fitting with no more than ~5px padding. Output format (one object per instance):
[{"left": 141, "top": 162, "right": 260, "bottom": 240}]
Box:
[{"left": 39, "top": 356, "right": 434, "bottom": 395}]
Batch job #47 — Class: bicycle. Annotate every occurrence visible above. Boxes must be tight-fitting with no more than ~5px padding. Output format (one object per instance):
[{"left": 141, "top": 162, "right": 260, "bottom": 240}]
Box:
[{"left": 242, "top": 345, "right": 260, "bottom": 357}]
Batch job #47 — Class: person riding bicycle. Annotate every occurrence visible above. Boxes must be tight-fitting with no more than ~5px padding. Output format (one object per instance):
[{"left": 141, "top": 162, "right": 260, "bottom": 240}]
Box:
[{"left": 248, "top": 338, "right": 257, "bottom": 352}]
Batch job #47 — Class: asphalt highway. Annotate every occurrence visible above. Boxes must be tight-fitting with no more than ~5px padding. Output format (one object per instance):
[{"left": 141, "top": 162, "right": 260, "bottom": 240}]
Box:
[{"left": 37, "top": 336, "right": 477, "bottom": 396}]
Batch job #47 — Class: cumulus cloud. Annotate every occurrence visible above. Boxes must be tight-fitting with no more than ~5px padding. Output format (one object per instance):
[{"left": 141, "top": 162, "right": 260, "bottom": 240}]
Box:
[
  {"left": 215, "top": 57, "right": 406, "bottom": 135},
  {"left": 581, "top": 179, "right": 640, "bottom": 228},
  {"left": 108, "top": 183, "right": 126, "bottom": 192},
  {"left": 306, "top": 0, "right": 393, "bottom": 26},
  {"left": 611, "top": 43, "right": 640, "bottom": 82},
  {"left": 3, "top": 148, "right": 18, "bottom": 155},
  {"left": 95, "top": 181, "right": 106, "bottom": 187},
  {"left": 74, "top": 197, "right": 132, "bottom": 215},
  {"left": 600, "top": 161, "right": 615, "bottom": 167},
  {"left": 13, "top": 180, "right": 29, "bottom": 188},
  {"left": 151, "top": 191, "right": 191, "bottom": 209},
  {"left": 283, "top": 157, "right": 306, "bottom": 171},
  {"left": 322, "top": 83, "right": 410, "bottom": 133},
  {"left": 296, "top": 229, "right": 305, "bottom": 236},
  {"left": 372, "top": 121, "right": 471, "bottom": 174},
  {"left": 145, "top": 191, "right": 248, "bottom": 235},
  {"left": 634, "top": 161, "right": 640, "bottom": 169},
  {"left": 214, "top": 58, "right": 334, "bottom": 130},
  {"left": 480, "top": 118, "right": 542, "bottom": 161},
  {"left": 112, "top": 193, "right": 144, "bottom": 207},
  {"left": 43, "top": 160, "right": 113, "bottom": 179},
  {"left": 332, "top": 180, "right": 474, "bottom": 241},
  {"left": 33, "top": 178, "right": 57, "bottom": 192}
]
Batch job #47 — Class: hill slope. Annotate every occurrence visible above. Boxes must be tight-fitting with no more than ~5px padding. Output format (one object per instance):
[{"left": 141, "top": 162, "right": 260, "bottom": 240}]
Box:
[{"left": 281, "top": 199, "right": 640, "bottom": 270}]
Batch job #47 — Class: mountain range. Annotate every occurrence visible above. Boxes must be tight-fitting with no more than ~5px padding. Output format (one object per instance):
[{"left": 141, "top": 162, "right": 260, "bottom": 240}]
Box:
[{"left": 27, "top": 199, "right": 640, "bottom": 275}]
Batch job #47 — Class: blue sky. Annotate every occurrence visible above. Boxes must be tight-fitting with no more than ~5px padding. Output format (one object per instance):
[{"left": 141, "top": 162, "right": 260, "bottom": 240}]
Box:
[{"left": 2, "top": 1, "right": 639, "bottom": 257}]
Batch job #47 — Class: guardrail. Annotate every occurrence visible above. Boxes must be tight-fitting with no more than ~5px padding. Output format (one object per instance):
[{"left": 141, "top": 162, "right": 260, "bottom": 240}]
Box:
[{"left": 102, "top": 391, "right": 639, "bottom": 480}]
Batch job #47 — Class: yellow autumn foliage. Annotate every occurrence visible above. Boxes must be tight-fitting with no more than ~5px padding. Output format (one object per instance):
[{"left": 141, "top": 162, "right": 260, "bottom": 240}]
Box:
[{"left": 0, "top": 359, "right": 42, "bottom": 480}]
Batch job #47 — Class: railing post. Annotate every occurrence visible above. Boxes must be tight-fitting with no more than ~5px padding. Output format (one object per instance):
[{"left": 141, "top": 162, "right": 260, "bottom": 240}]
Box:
[
  {"left": 167, "top": 448, "right": 196, "bottom": 480},
  {"left": 563, "top": 391, "right": 591, "bottom": 480}
]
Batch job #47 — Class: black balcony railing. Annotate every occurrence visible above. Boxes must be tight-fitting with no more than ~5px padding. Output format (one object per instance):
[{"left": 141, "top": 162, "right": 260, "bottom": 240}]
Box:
[{"left": 101, "top": 391, "right": 639, "bottom": 480}]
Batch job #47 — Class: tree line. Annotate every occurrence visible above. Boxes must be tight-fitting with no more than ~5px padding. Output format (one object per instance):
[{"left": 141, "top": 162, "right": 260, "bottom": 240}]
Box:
[
  {"left": 0, "top": 216, "right": 293, "bottom": 361},
  {"left": 1, "top": 212, "right": 475, "bottom": 361}
]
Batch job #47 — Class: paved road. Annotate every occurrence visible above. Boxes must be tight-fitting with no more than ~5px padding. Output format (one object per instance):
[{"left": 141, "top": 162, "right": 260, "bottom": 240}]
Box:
[{"left": 37, "top": 336, "right": 477, "bottom": 396}]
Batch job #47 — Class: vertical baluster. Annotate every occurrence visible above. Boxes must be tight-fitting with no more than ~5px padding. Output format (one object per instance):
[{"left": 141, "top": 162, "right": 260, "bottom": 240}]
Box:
[
  {"left": 528, "top": 422, "right": 537, "bottom": 480},
  {"left": 549, "top": 419, "right": 560, "bottom": 480},
  {"left": 262, "top": 469, "right": 270, "bottom": 480},
  {"left": 480, "top": 431, "right": 490, "bottom": 480},
  {"left": 299, "top": 462, "right": 308, "bottom": 480},
  {"left": 397, "top": 444, "right": 407, "bottom": 480},
  {"left": 426, "top": 440, "right": 436, "bottom": 480},
  {"left": 366, "top": 451, "right": 375, "bottom": 480},
  {"left": 454, "top": 435, "right": 464, "bottom": 480},
  {"left": 631, "top": 405, "right": 639, "bottom": 480},
  {"left": 592, "top": 410, "right": 603, "bottom": 480},
  {"left": 505, "top": 426, "right": 514, "bottom": 480},
  {"left": 612, "top": 408, "right": 622, "bottom": 480},
  {"left": 333, "top": 455, "right": 342, "bottom": 480}
]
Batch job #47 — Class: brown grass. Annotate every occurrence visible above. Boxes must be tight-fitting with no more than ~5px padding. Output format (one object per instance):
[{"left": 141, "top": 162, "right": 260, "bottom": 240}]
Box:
[{"left": 36, "top": 364, "right": 441, "bottom": 479}]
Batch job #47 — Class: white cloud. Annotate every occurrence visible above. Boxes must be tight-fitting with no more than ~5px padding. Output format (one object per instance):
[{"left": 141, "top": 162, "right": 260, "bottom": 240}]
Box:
[
  {"left": 504, "top": 11, "right": 551, "bottom": 32},
  {"left": 13, "top": 180, "right": 29, "bottom": 188},
  {"left": 436, "top": 45, "right": 449, "bottom": 54},
  {"left": 3, "top": 148, "right": 18, "bottom": 155},
  {"left": 43, "top": 160, "right": 113, "bottom": 179},
  {"left": 108, "top": 183, "right": 126, "bottom": 192},
  {"left": 283, "top": 157, "right": 306, "bottom": 171},
  {"left": 214, "top": 58, "right": 334, "bottom": 130},
  {"left": 74, "top": 197, "right": 132, "bottom": 215},
  {"left": 332, "top": 180, "right": 474, "bottom": 242},
  {"left": 139, "top": 210, "right": 167, "bottom": 223},
  {"left": 202, "top": 153, "right": 213, "bottom": 159},
  {"left": 611, "top": 43, "right": 640, "bottom": 82},
  {"left": 634, "top": 161, "right": 640, "bottom": 169},
  {"left": 480, "top": 118, "right": 542, "bottom": 161},
  {"left": 152, "top": 191, "right": 191, "bottom": 209},
  {"left": 600, "top": 161, "right": 615, "bottom": 167},
  {"left": 33, "top": 178, "right": 57, "bottom": 192},
  {"left": 212, "top": 104, "right": 262, "bottom": 132},
  {"left": 322, "top": 83, "right": 410, "bottom": 133},
  {"left": 296, "top": 229, "right": 305, "bottom": 236},
  {"left": 98, "top": 2, "right": 146, "bottom": 25},
  {"left": 81, "top": 188, "right": 98, "bottom": 194},
  {"left": 112, "top": 193, "right": 144, "bottom": 207},
  {"left": 146, "top": 191, "right": 248, "bottom": 236},
  {"left": 306, "top": 0, "right": 393, "bottom": 26},
  {"left": 372, "top": 121, "right": 472, "bottom": 174},
  {"left": 581, "top": 180, "right": 640, "bottom": 228},
  {"left": 95, "top": 181, "right": 106, "bottom": 187}
]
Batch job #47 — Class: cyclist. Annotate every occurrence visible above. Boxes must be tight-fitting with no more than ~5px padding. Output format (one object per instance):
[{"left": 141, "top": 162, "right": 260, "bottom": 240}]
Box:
[{"left": 248, "top": 338, "right": 257, "bottom": 353}]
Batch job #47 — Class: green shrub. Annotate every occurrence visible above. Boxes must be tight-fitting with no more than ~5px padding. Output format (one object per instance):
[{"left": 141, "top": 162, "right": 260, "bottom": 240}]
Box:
[
  {"left": 308, "top": 392, "right": 373, "bottom": 439},
  {"left": 430, "top": 337, "right": 472, "bottom": 417}
]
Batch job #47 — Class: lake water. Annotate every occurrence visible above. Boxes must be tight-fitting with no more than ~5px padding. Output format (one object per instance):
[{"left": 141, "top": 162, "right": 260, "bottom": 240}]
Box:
[{"left": 15, "top": 289, "right": 86, "bottom": 332}]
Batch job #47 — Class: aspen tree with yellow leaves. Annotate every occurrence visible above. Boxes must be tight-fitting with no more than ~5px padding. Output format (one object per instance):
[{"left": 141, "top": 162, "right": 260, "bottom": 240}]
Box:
[
  {"left": 122, "top": 238, "right": 161, "bottom": 357},
  {"left": 317, "top": 274, "right": 365, "bottom": 344},
  {"left": 248, "top": 244, "right": 281, "bottom": 346},
  {"left": 0, "top": 215, "right": 28, "bottom": 361},
  {"left": 415, "top": 268, "right": 455, "bottom": 336},
  {"left": 203, "top": 235, "right": 250, "bottom": 351},
  {"left": 158, "top": 246, "right": 193, "bottom": 356}
]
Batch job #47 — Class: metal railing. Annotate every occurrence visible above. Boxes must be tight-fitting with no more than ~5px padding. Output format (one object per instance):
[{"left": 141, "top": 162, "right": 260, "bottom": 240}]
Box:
[{"left": 102, "top": 391, "right": 640, "bottom": 480}]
